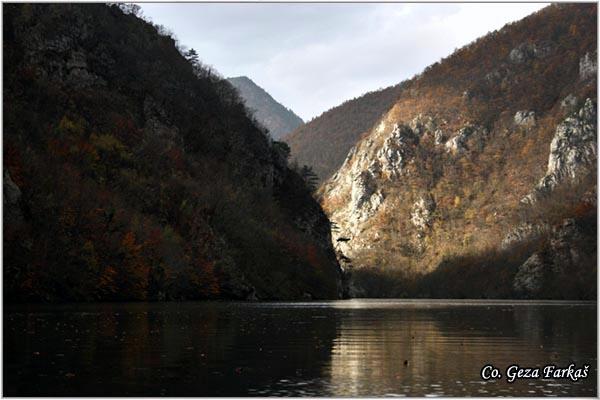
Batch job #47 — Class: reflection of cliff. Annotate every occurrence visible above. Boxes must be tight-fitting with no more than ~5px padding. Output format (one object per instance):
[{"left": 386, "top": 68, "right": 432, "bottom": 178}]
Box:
[
  {"left": 327, "top": 303, "right": 596, "bottom": 396},
  {"left": 4, "top": 303, "right": 341, "bottom": 396},
  {"left": 329, "top": 309, "right": 444, "bottom": 395},
  {"left": 512, "top": 304, "right": 597, "bottom": 362},
  {"left": 4, "top": 302, "right": 596, "bottom": 396}
]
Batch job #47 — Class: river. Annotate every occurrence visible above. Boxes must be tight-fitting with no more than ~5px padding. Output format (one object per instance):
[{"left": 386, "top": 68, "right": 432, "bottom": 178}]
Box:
[{"left": 4, "top": 299, "right": 596, "bottom": 396}]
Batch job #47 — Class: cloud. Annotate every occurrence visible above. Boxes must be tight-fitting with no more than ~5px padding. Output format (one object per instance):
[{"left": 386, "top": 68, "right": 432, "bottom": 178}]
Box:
[{"left": 139, "top": 3, "right": 548, "bottom": 120}]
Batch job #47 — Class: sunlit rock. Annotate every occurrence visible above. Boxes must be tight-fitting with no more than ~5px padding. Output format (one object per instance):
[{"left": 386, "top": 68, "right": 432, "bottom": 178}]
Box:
[
  {"left": 560, "top": 94, "right": 578, "bottom": 109},
  {"left": 579, "top": 51, "right": 597, "bottom": 80},
  {"left": 523, "top": 98, "right": 596, "bottom": 203},
  {"left": 376, "top": 123, "right": 418, "bottom": 177},
  {"left": 411, "top": 195, "right": 436, "bottom": 232},
  {"left": 514, "top": 110, "right": 536, "bottom": 128},
  {"left": 501, "top": 223, "right": 549, "bottom": 249},
  {"left": 445, "top": 125, "right": 487, "bottom": 154}
]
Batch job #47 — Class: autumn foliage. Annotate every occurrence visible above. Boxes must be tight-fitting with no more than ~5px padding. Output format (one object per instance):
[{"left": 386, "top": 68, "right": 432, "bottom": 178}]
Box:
[{"left": 3, "top": 3, "right": 341, "bottom": 302}]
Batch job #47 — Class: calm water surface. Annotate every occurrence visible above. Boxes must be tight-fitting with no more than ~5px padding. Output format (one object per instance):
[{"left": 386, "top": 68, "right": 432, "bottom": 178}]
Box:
[{"left": 4, "top": 299, "right": 597, "bottom": 396}]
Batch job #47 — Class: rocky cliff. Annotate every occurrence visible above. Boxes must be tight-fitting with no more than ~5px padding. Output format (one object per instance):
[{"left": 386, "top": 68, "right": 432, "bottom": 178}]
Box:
[
  {"left": 3, "top": 4, "right": 342, "bottom": 302},
  {"left": 227, "top": 76, "right": 303, "bottom": 140},
  {"left": 320, "top": 4, "right": 597, "bottom": 299},
  {"left": 284, "top": 83, "right": 406, "bottom": 182}
]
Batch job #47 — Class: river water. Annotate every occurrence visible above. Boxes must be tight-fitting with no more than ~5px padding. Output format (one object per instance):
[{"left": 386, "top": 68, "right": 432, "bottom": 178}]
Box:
[{"left": 4, "top": 299, "right": 596, "bottom": 396}]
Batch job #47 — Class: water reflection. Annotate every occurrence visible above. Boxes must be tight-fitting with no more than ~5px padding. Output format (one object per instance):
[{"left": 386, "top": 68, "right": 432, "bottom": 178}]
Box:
[
  {"left": 326, "top": 301, "right": 596, "bottom": 396},
  {"left": 4, "top": 300, "right": 596, "bottom": 396}
]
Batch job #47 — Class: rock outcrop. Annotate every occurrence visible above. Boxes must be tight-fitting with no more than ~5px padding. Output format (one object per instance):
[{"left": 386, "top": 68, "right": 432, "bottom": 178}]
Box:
[
  {"left": 579, "top": 51, "right": 597, "bottom": 80},
  {"left": 513, "top": 218, "right": 591, "bottom": 298},
  {"left": 523, "top": 98, "right": 597, "bottom": 203},
  {"left": 411, "top": 195, "right": 436, "bottom": 233},
  {"left": 501, "top": 222, "right": 550, "bottom": 249},
  {"left": 509, "top": 41, "right": 553, "bottom": 64},
  {"left": 445, "top": 125, "right": 487, "bottom": 154},
  {"left": 514, "top": 110, "right": 536, "bottom": 128},
  {"left": 376, "top": 123, "right": 419, "bottom": 177},
  {"left": 513, "top": 253, "right": 545, "bottom": 295},
  {"left": 560, "top": 94, "right": 578, "bottom": 109}
]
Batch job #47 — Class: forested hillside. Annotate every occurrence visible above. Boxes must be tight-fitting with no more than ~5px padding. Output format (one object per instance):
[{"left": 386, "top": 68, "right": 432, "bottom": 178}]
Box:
[
  {"left": 227, "top": 76, "right": 303, "bottom": 140},
  {"left": 3, "top": 4, "right": 342, "bottom": 302},
  {"left": 284, "top": 83, "right": 405, "bottom": 181},
  {"left": 320, "top": 3, "right": 597, "bottom": 299}
]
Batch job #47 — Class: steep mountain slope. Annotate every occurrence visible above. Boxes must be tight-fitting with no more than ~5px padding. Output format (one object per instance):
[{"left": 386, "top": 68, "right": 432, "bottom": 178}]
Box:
[
  {"left": 227, "top": 76, "right": 303, "bottom": 140},
  {"left": 320, "top": 4, "right": 597, "bottom": 299},
  {"left": 284, "top": 83, "right": 405, "bottom": 181},
  {"left": 3, "top": 4, "right": 342, "bottom": 302}
]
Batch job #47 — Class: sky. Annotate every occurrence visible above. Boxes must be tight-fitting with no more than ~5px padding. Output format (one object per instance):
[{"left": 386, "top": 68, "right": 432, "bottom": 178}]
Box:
[{"left": 139, "top": 3, "right": 548, "bottom": 121}]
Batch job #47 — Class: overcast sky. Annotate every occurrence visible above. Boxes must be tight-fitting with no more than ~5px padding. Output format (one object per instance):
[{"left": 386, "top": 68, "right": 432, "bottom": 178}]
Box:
[{"left": 139, "top": 3, "right": 548, "bottom": 121}]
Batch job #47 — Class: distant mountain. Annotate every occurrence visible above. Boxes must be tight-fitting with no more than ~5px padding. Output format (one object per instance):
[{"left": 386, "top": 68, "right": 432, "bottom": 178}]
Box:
[
  {"left": 283, "top": 83, "right": 405, "bottom": 182},
  {"left": 227, "top": 76, "right": 303, "bottom": 140}
]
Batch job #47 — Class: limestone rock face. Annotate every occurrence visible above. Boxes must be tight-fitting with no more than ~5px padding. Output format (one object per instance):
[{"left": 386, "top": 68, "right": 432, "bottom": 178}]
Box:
[
  {"left": 513, "top": 253, "right": 544, "bottom": 295},
  {"left": 523, "top": 98, "right": 597, "bottom": 202},
  {"left": 501, "top": 223, "right": 550, "bottom": 249},
  {"left": 549, "top": 218, "right": 586, "bottom": 275},
  {"left": 513, "top": 218, "right": 589, "bottom": 298},
  {"left": 411, "top": 195, "right": 436, "bottom": 233},
  {"left": 445, "top": 125, "right": 487, "bottom": 154},
  {"left": 65, "top": 50, "right": 105, "bottom": 88},
  {"left": 514, "top": 110, "right": 536, "bottom": 128},
  {"left": 579, "top": 51, "right": 597, "bottom": 80},
  {"left": 350, "top": 171, "right": 383, "bottom": 223},
  {"left": 376, "top": 124, "right": 419, "bottom": 177},
  {"left": 409, "top": 114, "right": 436, "bottom": 137},
  {"left": 25, "top": 23, "right": 106, "bottom": 88},
  {"left": 509, "top": 41, "right": 553, "bottom": 64},
  {"left": 560, "top": 94, "right": 578, "bottom": 109},
  {"left": 434, "top": 129, "right": 446, "bottom": 145}
]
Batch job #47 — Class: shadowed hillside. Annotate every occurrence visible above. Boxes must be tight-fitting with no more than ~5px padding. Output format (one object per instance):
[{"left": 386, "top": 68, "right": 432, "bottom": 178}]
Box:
[{"left": 3, "top": 3, "right": 342, "bottom": 302}]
